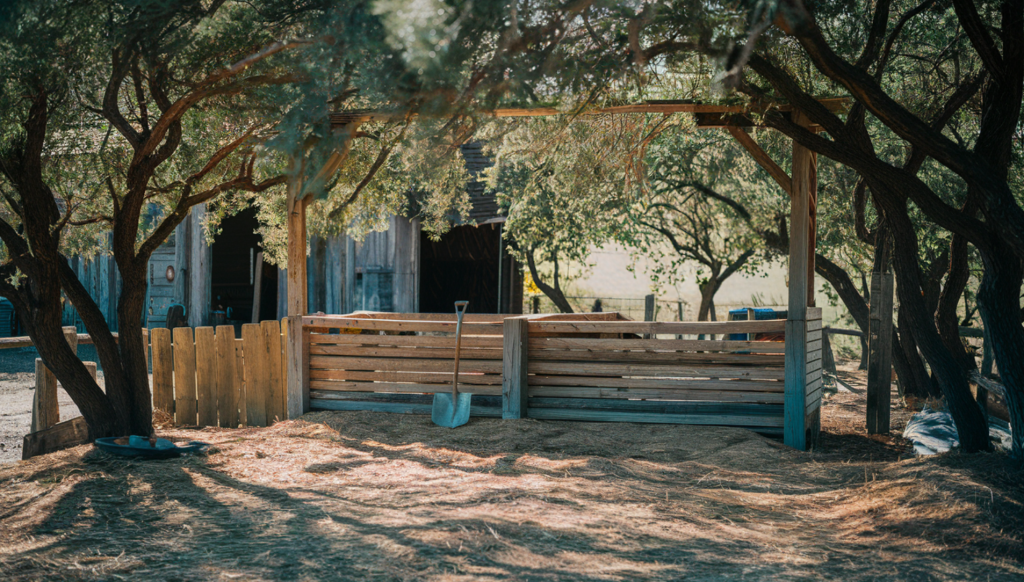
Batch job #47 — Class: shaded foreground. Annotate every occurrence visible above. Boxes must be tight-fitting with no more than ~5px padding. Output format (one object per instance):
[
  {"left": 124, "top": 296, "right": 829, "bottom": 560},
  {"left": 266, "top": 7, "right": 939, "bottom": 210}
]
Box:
[{"left": 1, "top": 385, "right": 1022, "bottom": 581}]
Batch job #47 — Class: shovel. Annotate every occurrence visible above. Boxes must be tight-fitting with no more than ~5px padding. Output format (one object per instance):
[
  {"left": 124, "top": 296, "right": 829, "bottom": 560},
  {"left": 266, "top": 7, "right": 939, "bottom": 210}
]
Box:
[{"left": 432, "top": 300, "right": 472, "bottom": 428}]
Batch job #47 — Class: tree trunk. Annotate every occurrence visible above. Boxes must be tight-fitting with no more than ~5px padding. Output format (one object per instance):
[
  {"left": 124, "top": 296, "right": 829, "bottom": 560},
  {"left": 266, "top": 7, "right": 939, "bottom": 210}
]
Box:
[
  {"left": 524, "top": 248, "right": 574, "bottom": 314},
  {"left": 936, "top": 228, "right": 976, "bottom": 371},
  {"left": 882, "top": 203, "right": 989, "bottom": 452},
  {"left": 696, "top": 279, "right": 718, "bottom": 322},
  {"left": 897, "top": 305, "right": 940, "bottom": 399},
  {"left": 976, "top": 243, "right": 1024, "bottom": 458},
  {"left": 115, "top": 262, "right": 155, "bottom": 436}
]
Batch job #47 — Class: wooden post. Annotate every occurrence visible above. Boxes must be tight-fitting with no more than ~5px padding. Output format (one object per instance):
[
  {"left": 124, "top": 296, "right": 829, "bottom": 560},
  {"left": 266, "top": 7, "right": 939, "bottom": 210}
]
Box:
[
  {"left": 194, "top": 326, "right": 218, "bottom": 427},
  {"left": 808, "top": 152, "right": 818, "bottom": 307},
  {"left": 866, "top": 271, "right": 895, "bottom": 434},
  {"left": 285, "top": 315, "right": 309, "bottom": 419},
  {"left": 502, "top": 318, "right": 530, "bottom": 419},
  {"left": 643, "top": 293, "right": 651, "bottom": 338},
  {"left": 287, "top": 179, "right": 308, "bottom": 317},
  {"left": 251, "top": 251, "right": 264, "bottom": 323},
  {"left": 31, "top": 326, "right": 78, "bottom": 433},
  {"left": 784, "top": 111, "right": 813, "bottom": 451}
]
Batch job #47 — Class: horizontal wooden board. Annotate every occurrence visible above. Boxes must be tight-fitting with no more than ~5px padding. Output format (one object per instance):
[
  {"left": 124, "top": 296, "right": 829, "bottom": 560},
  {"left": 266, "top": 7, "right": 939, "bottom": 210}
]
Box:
[
  {"left": 528, "top": 319, "right": 785, "bottom": 335},
  {"left": 528, "top": 386, "right": 785, "bottom": 403},
  {"left": 310, "top": 355, "right": 503, "bottom": 374},
  {"left": 528, "top": 349, "right": 784, "bottom": 366},
  {"left": 310, "top": 380, "right": 502, "bottom": 395},
  {"left": 526, "top": 408, "right": 784, "bottom": 428},
  {"left": 806, "top": 339, "right": 822, "bottom": 353},
  {"left": 529, "top": 375, "right": 784, "bottom": 392},
  {"left": 342, "top": 312, "right": 508, "bottom": 322},
  {"left": 310, "top": 344, "right": 503, "bottom": 360},
  {"left": 807, "top": 349, "right": 822, "bottom": 364},
  {"left": 310, "top": 369, "right": 503, "bottom": 385},
  {"left": 308, "top": 334, "right": 504, "bottom": 349},
  {"left": 528, "top": 361, "right": 786, "bottom": 380},
  {"left": 807, "top": 319, "right": 823, "bottom": 332},
  {"left": 528, "top": 396, "right": 782, "bottom": 415},
  {"left": 806, "top": 368, "right": 823, "bottom": 385},
  {"left": 303, "top": 317, "right": 502, "bottom": 335},
  {"left": 528, "top": 337, "right": 786, "bottom": 353},
  {"left": 806, "top": 359, "right": 823, "bottom": 375},
  {"left": 807, "top": 329, "right": 822, "bottom": 343},
  {"left": 310, "top": 398, "right": 502, "bottom": 418}
]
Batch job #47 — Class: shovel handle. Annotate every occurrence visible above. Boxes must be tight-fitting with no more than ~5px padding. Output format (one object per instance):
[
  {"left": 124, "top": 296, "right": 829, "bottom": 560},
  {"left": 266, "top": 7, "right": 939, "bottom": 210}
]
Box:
[{"left": 451, "top": 301, "right": 469, "bottom": 401}]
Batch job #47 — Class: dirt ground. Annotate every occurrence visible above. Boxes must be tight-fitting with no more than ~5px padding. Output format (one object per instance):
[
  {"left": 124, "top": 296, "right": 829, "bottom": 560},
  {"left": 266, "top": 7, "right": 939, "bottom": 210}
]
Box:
[{"left": 1, "top": 361, "right": 1022, "bottom": 581}]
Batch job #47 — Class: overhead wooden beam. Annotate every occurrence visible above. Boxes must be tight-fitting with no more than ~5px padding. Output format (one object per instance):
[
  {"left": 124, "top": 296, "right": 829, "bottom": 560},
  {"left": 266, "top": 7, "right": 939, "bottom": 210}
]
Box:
[{"left": 726, "top": 126, "right": 792, "bottom": 195}]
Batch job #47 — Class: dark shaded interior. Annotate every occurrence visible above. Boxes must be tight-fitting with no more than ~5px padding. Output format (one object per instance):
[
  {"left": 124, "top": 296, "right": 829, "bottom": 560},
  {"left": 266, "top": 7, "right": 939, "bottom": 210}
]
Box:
[
  {"left": 210, "top": 206, "right": 278, "bottom": 322},
  {"left": 419, "top": 223, "right": 521, "bottom": 314}
]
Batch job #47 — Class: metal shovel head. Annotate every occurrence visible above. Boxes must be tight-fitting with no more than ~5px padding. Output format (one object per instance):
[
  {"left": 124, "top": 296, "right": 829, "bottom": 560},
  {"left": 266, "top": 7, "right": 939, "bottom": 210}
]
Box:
[{"left": 431, "top": 391, "right": 473, "bottom": 428}]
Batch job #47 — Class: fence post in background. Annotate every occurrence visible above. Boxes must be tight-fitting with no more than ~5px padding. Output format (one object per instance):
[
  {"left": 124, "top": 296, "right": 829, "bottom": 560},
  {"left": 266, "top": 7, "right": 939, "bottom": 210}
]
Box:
[
  {"left": 531, "top": 296, "right": 540, "bottom": 314},
  {"left": 30, "top": 327, "right": 79, "bottom": 433},
  {"left": 194, "top": 327, "right": 218, "bottom": 427},
  {"left": 151, "top": 328, "right": 174, "bottom": 415},
  {"left": 172, "top": 326, "right": 197, "bottom": 426},
  {"left": 502, "top": 317, "right": 529, "bottom": 419},
  {"left": 643, "top": 294, "right": 655, "bottom": 339},
  {"left": 866, "top": 270, "right": 895, "bottom": 434},
  {"left": 286, "top": 315, "right": 309, "bottom": 419}
]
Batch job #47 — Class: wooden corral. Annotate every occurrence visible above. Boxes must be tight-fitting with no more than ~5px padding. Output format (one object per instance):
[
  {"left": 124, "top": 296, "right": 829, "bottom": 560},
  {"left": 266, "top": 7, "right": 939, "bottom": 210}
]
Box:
[{"left": 287, "top": 311, "right": 822, "bottom": 439}]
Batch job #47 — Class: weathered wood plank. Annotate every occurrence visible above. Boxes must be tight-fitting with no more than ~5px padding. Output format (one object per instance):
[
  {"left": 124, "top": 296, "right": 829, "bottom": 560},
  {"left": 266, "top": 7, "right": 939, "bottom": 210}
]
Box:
[
  {"left": 31, "top": 359, "right": 59, "bottom": 433},
  {"left": 807, "top": 349, "right": 822, "bottom": 364},
  {"left": 528, "top": 337, "right": 786, "bottom": 353},
  {"left": 242, "top": 324, "right": 269, "bottom": 427},
  {"left": 310, "top": 380, "right": 502, "bottom": 395},
  {"left": 527, "top": 386, "right": 785, "bottom": 403},
  {"left": 502, "top": 318, "right": 529, "bottom": 419},
  {"left": 807, "top": 319, "right": 822, "bottom": 332},
  {"left": 22, "top": 417, "right": 89, "bottom": 460},
  {"left": 528, "top": 375, "right": 783, "bottom": 391},
  {"left": 309, "top": 355, "right": 503, "bottom": 374},
  {"left": 151, "top": 328, "right": 174, "bottom": 415},
  {"left": 303, "top": 316, "right": 502, "bottom": 334},
  {"left": 215, "top": 326, "right": 240, "bottom": 428},
  {"left": 310, "top": 369, "right": 503, "bottom": 385},
  {"left": 527, "top": 319, "right": 785, "bottom": 335},
  {"left": 806, "top": 339, "right": 822, "bottom": 353},
  {"left": 526, "top": 408, "right": 784, "bottom": 428},
  {"left": 527, "top": 361, "right": 786, "bottom": 380},
  {"left": 263, "top": 320, "right": 286, "bottom": 424},
  {"left": 807, "top": 358, "right": 823, "bottom": 375},
  {"left": 309, "top": 344, "right": 503, "bottom": 360},
  {"left": 172, "top": 326, "right": 198, "bottom": 426},
  {"left": 528, "top": 349, "right": 784, "bottom": 365},
  {"left": 235, "top": 337, "right": 247, "bottom": 424},
  {"left": 339, "top": 312, "right": 508, "bottom": 322},
  {"left": 309, "top": 398, "right": 502, "bottom": 418},
  {"left": 194, "top": 327, "right": 218, "bottom": 427},
  {"left": 308, "top": 333, "right": 503, "bottom": 349}
]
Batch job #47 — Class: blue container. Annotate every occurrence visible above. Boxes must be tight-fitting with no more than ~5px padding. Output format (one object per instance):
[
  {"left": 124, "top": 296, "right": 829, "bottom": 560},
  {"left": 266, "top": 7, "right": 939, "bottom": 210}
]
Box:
[{"left": 727, "top": 308, "right": 781, "bottom": 340}]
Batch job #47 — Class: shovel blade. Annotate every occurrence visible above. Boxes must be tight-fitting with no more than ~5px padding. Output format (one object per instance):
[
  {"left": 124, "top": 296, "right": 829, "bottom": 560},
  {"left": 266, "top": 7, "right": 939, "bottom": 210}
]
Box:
[{"left": 431, "top": 392, "right": 472, "bottom": 428}]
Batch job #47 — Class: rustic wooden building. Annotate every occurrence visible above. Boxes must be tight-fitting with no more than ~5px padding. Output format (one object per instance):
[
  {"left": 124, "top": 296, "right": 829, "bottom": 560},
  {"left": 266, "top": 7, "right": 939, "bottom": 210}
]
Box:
[{"left": 65, "top": 142, "right": 523, "bottom": 331}]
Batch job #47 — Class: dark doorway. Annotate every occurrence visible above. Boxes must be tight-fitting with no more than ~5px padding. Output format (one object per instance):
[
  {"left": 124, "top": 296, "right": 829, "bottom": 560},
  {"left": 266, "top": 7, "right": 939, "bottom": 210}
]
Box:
[
  {"left": 210, "top": 206, "right": 278, "bottom": 323},
  {"left": 419, "top": 223, "right": 521, "bottom": 314}
]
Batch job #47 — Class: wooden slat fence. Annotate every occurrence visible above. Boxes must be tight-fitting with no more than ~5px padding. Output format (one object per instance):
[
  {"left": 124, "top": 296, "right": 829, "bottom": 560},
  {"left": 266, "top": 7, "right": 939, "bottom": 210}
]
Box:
[
  {"left": 150, "top": 320, "right": 287, "bottom": 427},
  {"left": 514, "top": 318, "right": 788, "bottom": 434},
  {"left": 306, "top": 313, "right": 507, "bottom": 416}
]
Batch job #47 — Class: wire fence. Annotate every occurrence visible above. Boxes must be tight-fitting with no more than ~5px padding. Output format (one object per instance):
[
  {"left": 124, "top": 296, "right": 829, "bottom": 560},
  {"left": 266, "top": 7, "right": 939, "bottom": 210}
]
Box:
[{"left": 526, "top": 295, "right": 787, "bottom": 322}]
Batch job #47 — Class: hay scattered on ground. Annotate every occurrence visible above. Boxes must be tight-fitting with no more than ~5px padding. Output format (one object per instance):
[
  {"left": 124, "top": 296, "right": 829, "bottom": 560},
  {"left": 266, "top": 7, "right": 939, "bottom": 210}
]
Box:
[{"left": 0, "top": 363, "right": 1022, "bottom": 581}]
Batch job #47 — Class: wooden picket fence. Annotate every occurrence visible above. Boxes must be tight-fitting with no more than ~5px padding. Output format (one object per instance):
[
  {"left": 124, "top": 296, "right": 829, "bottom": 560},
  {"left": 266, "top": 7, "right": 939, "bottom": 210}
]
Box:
[{"left": 150, "top": 320, "right": 288, "bottom": 428}]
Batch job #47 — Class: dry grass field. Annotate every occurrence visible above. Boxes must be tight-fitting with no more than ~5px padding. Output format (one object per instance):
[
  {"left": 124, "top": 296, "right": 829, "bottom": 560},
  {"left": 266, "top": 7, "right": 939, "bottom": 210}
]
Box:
[{"left": 1, "top": 364, "right": 1022, "bottom": 581}]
